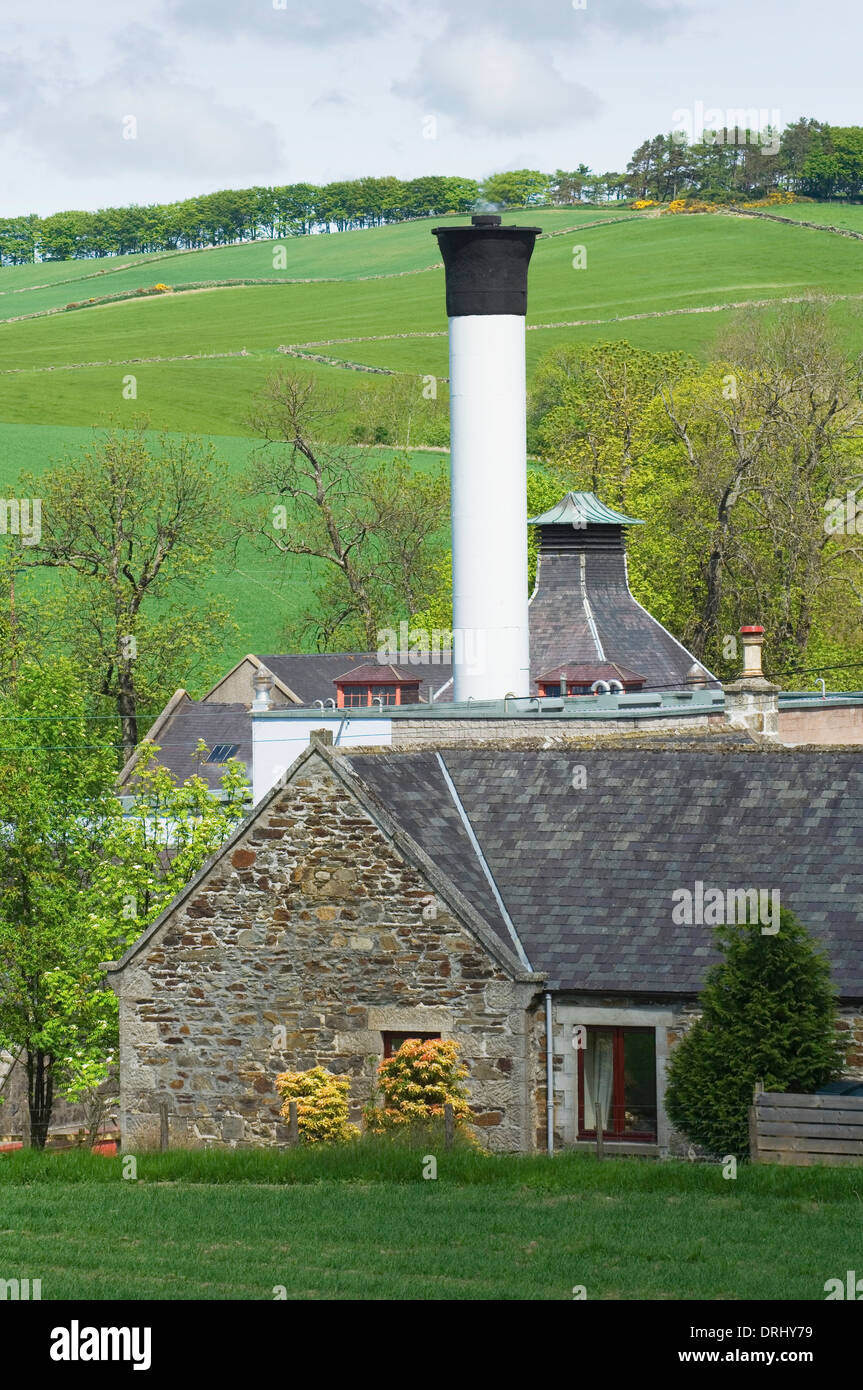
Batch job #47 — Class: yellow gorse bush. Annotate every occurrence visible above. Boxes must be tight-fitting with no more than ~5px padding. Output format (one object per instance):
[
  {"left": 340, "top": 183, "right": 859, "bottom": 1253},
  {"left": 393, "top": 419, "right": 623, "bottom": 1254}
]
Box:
[{"left": 275, "top": 1065, "right": 359, "bottom": 1144}]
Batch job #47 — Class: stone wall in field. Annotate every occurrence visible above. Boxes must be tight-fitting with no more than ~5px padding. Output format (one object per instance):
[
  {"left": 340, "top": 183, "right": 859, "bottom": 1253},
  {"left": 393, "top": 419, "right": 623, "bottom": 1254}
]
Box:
[{"left": 109, "top": 750, "right": 542, "bottom": 1152}]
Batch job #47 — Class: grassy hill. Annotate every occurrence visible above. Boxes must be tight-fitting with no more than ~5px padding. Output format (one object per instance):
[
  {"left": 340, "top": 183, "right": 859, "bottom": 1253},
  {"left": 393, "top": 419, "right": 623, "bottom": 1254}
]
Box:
[
  {"left": 2, "top": 203, "right": 862, "bottom": 682},
  {"left": 2, "top": 209, "right": 862, "bottom": 439}
]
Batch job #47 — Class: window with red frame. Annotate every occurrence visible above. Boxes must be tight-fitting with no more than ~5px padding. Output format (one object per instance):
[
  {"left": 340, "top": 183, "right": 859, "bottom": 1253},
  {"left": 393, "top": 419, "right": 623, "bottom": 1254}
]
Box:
[
  {"left": 577, "top": 1026, "right": 657, "bottom": 1141},
  {"left": 340, "top": 684, "right": 400, "bottom": 707},
  {"left": 382, "top": 1031, "right": 441, "bottom": 1058}
]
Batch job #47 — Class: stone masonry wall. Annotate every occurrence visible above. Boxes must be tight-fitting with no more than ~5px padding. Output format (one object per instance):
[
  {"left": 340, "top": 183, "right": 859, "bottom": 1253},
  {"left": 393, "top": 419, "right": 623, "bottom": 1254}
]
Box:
[{"left": 112, "top": 753, "right": 540, "bottom": 1152}]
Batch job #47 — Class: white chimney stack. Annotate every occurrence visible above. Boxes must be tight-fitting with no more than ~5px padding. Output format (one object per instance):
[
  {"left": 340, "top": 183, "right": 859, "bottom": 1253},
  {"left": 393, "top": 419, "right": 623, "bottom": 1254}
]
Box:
[{"left": 433, "top": 215, "right": 540, "bottom": 702}]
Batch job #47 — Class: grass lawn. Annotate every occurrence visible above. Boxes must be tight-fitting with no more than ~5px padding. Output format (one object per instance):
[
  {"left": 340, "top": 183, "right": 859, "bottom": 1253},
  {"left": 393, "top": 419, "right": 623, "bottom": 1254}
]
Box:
[{"left": 0, "top": 1147, "right": 860, "bottom": 1300}]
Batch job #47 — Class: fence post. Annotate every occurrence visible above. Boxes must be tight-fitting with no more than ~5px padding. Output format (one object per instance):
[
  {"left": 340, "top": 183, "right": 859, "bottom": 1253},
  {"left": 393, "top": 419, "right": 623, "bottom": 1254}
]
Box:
[
  {"left": 288, "top": 1100, "right": 299, "bottom": 1147},
  {"left": 159, "top": 1101, "right": 169, "bottom": 1152},
  {"left": 444, "top": 1102, "right": 454, "bottom": 1152},
  {"left": 748, "top": 1083, "right": 761, "bottom": 1163}
]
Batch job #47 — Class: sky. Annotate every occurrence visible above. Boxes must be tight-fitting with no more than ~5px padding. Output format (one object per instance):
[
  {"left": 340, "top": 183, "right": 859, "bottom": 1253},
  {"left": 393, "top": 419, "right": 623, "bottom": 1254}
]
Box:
[{"left": 0, "top": 0, "right": 858, "bottom": 216}]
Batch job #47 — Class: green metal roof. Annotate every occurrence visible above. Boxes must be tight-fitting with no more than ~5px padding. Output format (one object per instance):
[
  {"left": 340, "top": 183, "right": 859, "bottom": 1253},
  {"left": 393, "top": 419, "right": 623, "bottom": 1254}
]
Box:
[{"left": 527, "top": 491, "right": 645, "bottom": 527}]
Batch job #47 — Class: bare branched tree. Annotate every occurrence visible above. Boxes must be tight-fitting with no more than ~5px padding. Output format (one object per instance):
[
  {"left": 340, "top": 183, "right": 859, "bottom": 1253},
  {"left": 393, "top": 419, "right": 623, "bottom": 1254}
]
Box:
[{"left": 244, "top": 372, "right": 448, "bottom": 648}]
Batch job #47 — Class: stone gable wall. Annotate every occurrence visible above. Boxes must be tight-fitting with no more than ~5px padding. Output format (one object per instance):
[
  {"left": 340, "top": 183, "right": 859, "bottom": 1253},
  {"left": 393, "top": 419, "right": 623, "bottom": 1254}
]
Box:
[{"left": 112, "top": 754, "right": 540, "bottom": 1152}]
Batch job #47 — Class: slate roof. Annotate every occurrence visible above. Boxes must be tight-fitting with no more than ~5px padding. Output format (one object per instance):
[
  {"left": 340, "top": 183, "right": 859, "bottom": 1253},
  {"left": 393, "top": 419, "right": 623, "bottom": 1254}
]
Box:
[
  {"left": 343, "top": 745, "right": 863, "bottom": 998},
  {"left": 528, "top": 516, "right": 717, "bottom": 693},
  {"left": 260, "top": 653, "right": 454, "bottom": 704},
  {"left": 117, "top": 697, "right": 251, "bottom": 791},
  {"left": 349, "top": 753, "right": 515, "bottom": 956},
  {"left": 537, "top": 661, "right": 646, "bottom": 688}
]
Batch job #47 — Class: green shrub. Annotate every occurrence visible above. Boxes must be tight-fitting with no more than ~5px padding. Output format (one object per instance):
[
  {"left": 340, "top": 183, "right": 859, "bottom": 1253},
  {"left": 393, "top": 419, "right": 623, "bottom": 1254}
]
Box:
[{"left": 665, "top": 908, "right": 847, "bottom": 1159}]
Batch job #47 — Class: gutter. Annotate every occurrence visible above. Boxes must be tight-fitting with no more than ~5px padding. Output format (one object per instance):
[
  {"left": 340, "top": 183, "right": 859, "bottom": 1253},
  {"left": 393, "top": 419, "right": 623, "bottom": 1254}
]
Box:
[{"left": 545, "top": 990, "right": 555, "bottom": 1156}]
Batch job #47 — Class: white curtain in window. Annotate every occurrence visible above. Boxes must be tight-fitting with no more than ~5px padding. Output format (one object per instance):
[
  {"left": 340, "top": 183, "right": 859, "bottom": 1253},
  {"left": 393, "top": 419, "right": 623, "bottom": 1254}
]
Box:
[{"left": 585, "top": 1032, "right": 615, "bottom": 1133}]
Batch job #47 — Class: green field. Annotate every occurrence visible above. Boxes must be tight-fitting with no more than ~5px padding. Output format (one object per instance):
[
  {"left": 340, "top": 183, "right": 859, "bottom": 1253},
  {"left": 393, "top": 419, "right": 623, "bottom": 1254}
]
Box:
[
  {"left": 0, "top": 422, "right": 448, "bottom": 674},
  {"left": 0, "top": 1147, "right": 859, "bottom": 1300},
  {"left": 2, "top": 204, "right": 862, "bottom": 670},
  {"left": 751, "top": 201, "right": 863, "bottom": 232},
  {"left": 3, "top": 210, "right": 863, "bottom": 438},
  {"left": 0, "top": 209, "right": 623, "bottom": 320}
]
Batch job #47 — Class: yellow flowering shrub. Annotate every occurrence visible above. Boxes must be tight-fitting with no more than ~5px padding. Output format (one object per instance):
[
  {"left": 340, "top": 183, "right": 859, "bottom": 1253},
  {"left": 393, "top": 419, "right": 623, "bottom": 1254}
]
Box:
[
  {"left": 632, "top": 198, "right": 657, "bottom": 209},
  {"left": 364, "top": 1038, "right": 471, "bottom": 1133},
  {"left": 663, "top": 197, "right": 719, "bottom": 214},
  {"left": 742, "top": 189, "right": 796, "bottom": 208},
  {"left": 275, "top": 1066, "right": 359, "bottom": 1144}
]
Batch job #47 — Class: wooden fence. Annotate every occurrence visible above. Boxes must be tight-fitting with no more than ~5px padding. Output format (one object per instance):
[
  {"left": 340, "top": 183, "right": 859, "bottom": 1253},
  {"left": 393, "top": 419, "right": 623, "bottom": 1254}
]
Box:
[{"left": 749, "top": 1090, "right": 863, "bottom": 1166}]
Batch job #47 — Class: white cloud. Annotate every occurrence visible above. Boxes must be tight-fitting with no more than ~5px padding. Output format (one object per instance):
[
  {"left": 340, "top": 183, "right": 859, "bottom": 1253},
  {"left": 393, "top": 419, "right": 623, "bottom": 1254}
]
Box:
[
  {"left": 428, "top": 0, "right": 686, "bottom": 41},
  {"left": 2, "top": 29, "right": 283, "bottom": 185},
  {"left": 396, "top": 30, "right": 599, "bottom": 135},
  {"left": 165, "top": 0, "right": 396, "bottom": 46}
]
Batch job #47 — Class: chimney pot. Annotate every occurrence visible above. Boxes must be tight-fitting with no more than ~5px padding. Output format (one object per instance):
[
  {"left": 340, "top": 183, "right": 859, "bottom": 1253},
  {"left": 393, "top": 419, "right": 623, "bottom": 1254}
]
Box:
[
  {"left": 739, "top": 625, "right": 766, "bottom": 679},
  {"left": 472, "top": 214, "right": 502, "bottom": 226}
]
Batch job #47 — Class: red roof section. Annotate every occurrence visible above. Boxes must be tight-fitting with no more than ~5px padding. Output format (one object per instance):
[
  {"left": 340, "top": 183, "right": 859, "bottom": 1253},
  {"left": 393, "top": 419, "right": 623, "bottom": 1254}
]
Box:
[{"left": 334, "top": 663, "right": 421, "bottom": 684}]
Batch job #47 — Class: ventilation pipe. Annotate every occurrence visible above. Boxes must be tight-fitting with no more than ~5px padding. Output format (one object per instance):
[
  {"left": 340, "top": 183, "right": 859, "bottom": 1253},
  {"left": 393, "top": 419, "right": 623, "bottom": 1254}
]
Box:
[
  {"left": 590, "top": 679, "right": 610, "bottom": 696},
  {"left": 433, "top": 215, "right": 540, "bottom": 703},
  {"left": 251, "top": 666, "right": 275, "bottom": 712}
]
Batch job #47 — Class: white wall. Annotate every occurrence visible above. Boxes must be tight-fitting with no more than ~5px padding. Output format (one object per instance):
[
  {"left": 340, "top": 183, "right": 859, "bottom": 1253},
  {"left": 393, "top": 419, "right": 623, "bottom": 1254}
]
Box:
[{"left": 252, "top": 714, "right": 392, "bottom": 803}]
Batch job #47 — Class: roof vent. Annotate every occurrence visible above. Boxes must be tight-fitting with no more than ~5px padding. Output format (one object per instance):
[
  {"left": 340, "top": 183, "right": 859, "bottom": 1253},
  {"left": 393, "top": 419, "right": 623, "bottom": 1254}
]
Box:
[{"left": 251, "top": 666, "right": 275, "bottom": 711}]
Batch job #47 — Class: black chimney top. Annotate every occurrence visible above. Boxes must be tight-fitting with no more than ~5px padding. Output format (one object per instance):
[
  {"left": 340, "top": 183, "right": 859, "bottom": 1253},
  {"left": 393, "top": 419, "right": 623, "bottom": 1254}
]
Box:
[{"left": 432, "top": 216, "right": 541, "bottom": 317}]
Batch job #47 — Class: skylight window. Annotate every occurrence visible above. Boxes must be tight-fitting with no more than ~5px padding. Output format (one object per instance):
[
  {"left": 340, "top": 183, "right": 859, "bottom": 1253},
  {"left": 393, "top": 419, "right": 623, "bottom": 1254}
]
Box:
[{"left": 205, "top": 743, "right": 240, "bottom": 763}]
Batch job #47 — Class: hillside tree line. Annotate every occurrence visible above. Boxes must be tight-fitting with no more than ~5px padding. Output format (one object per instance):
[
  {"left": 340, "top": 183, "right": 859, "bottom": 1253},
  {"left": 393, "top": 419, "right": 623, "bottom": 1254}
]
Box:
[{"left": 3, "top": 118, "right": 863, "bottom": 266}]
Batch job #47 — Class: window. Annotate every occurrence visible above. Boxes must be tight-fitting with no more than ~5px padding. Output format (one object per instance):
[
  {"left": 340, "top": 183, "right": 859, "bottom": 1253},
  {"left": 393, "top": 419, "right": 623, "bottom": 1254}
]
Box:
[
  {"left": 539, "top": 683, "right": 561, "bottom": 697},
  {"left": 577, "top": 1026, "right": 657, "bottom": 1141},
  {"left": 340, "top": 684, "right": 400, "bottom": 707},
  {"left": 371, "top": 685, "right": 398, "bottom": 706},
  {"left": 382, "top": 1031, "right": 440, "bottom": 1058},
  {"left": 205, "top": 743, "right": 240, "bottom": 763}
]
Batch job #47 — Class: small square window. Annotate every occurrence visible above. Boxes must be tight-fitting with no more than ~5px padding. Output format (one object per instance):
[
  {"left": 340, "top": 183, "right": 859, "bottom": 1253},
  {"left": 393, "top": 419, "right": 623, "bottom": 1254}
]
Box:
[{"left": 382, "top": 1031, "right": 441, "bottom": 1058}]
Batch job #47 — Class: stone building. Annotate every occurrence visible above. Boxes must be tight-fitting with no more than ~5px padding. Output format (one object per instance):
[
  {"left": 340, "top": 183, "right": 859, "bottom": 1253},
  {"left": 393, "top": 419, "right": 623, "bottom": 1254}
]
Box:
[{"left": 107, "top": 732, "right": 863, "bottom": 1155}]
